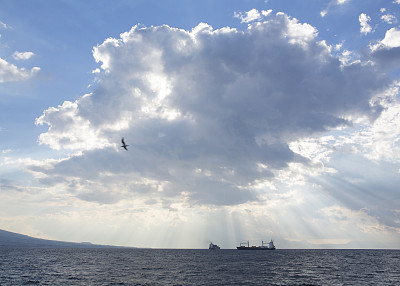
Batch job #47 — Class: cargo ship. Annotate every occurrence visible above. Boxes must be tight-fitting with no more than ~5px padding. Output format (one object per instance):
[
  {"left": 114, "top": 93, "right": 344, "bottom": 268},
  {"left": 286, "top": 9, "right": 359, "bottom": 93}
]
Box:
[{"left": 236, "top": 240, "right": 275, "bottom": 250}]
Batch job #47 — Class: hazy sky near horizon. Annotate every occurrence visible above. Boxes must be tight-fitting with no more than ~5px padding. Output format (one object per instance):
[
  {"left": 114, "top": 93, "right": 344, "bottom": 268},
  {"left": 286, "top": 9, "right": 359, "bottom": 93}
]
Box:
[{"left": 0, "top": 0, "right": 400, "bottom": 249}]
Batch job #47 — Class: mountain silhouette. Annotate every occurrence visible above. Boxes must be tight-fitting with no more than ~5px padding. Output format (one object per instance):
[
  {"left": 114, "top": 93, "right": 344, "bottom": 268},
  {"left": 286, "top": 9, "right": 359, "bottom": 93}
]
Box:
[{"left": 0, "top": 229, "right": 125, "bottom": 248}]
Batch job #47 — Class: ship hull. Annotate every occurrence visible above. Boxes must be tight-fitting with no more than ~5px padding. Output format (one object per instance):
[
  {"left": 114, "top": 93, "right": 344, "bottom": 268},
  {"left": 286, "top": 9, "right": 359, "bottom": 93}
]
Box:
[{"left": 236, "top": 247, "right": 275, "bottom": 250}]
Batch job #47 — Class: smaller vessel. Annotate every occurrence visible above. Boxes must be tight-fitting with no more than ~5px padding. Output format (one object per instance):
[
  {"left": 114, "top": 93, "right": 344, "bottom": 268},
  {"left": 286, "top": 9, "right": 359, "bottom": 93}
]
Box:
[
  {"left": 209, "top": 242, "right": 220, "bottom": 250},
  {"left": 236, "top": 239, "right": 276, "bottom": 250}
]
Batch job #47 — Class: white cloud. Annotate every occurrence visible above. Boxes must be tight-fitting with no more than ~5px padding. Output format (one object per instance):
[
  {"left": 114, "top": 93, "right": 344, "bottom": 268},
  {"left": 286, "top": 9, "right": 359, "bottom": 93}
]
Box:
[
  {"left": 370, "top": 28, "right": 400, "bottom": 68},
  {"left": 0, "top": 21, "right": 38, "bottom": 82},
  {"left": 338, "top": 49, "right": 358, "bottom": 65},
  {"left": 379, "top": 27, "right": 400, "bottom": 48},
  {"left": 321, "top": 0, "right": 350, "bottom": 17},
  {"left": 293, "top": 84, "right": 400, "bottom": 165},
  {"left": 335, "top": 42, "right": 344, "bottom": 51},
  {"left": 359, "top": 13, "right": 372, "bottom": 35},
  {"left": 234, "top": 8, "right": 262, "bottom": 23},
  {"left": 35, "top": 95, "right": 113, "bottom": 151},
  {"left": 381, "top": 14, "right": 397, "bottom": 24},
  {"left": 0, "top": 57, "right": 40, "bottom": 82},
  {"left": 394, "top": 0, "right": 400, "bottom": 4},
  {"left": 34, "top": 12, "right": 392, "bottom": 208},
  {"left": 284, "top": 14, "right": 318, "bottom": 46},
  {"left": 355, "top": 85, "right": 400, "bottom": 164},
  {"left": 233, "top": 9, "right": 272, "bottom": 24},
  {"left": 0, "top": 20, "right": 8, "bottom": 29},
  {"left": 12, "top": 51, "right": 35, "bottom": 60},
  {"left": 261, "top": 9, "right": 273, "bottom": 17}
]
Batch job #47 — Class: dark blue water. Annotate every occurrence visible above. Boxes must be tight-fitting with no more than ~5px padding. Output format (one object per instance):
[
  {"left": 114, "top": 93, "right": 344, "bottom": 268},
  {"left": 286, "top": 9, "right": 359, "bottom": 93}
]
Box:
[{"left": 0, "top": 248, "right": 399, "bottom": 285}]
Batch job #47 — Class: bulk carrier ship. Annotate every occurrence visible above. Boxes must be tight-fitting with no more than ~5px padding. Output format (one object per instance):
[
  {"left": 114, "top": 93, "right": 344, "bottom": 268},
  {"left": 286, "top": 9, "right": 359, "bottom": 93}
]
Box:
[{"left": 236, "top": 240, "right": 276, "bottom": 250}]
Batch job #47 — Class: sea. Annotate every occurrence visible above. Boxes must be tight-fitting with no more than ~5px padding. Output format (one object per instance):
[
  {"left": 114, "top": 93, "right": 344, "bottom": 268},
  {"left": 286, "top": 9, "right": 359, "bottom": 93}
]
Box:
[{"left": 0, "top": 248, "right": 399, "bottom": 285}]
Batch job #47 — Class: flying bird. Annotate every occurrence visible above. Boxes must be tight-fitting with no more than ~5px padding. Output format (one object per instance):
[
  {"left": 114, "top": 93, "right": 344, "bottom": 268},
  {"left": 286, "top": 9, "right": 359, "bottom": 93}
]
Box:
[{"left": 121, "top": 137, "right": 129, "bottom": 150}]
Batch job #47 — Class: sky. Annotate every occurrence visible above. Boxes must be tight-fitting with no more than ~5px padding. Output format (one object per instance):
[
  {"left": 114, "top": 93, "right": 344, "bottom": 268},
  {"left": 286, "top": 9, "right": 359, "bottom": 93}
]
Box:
[{"left": 0, "top": 0, "right": 399, "bottom": 249}]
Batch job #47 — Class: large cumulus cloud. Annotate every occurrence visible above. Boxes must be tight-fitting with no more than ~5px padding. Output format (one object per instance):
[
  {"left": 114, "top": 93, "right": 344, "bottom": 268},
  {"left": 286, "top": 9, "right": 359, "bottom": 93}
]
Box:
[{"left": 34, "top": 12, "right": 392, "bottom": 206}]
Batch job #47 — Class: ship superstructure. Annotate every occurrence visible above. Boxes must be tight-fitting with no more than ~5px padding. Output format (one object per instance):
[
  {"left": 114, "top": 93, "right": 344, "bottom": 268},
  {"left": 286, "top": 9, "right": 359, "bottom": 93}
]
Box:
[{"left": 209, "top": 242, "right": 220, "bottom": 250}]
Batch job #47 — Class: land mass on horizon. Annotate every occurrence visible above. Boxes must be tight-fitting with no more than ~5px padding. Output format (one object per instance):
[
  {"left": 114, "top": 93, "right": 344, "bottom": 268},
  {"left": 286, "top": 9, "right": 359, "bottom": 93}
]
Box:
[{"left": 0, "top": 229, "right": 125, "bottom": 248}]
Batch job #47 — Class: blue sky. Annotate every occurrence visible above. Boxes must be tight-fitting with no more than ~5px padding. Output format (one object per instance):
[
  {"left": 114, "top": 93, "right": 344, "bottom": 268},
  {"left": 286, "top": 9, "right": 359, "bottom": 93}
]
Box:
[{"left": 0, "top": 0, "right": 400, "bottom": 248}]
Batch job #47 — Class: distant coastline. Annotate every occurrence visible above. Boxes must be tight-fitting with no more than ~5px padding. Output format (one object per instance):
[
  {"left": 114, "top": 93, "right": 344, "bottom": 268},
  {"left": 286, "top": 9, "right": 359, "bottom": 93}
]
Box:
[{"left": 0, "top": 229, "right": 127, "bottom": 248}]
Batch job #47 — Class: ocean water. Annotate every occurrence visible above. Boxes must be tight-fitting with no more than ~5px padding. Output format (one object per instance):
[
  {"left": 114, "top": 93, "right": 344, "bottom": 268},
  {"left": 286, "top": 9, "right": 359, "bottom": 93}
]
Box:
[{"left": 0, "top": 248, "right": 399, "bottom": 285}]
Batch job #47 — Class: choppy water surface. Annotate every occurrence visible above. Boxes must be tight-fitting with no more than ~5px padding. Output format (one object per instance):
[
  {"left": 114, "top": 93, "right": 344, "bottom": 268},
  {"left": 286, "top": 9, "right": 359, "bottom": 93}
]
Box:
[{"left": 0, "top": 248, "right": 399, "bottom": 285}]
